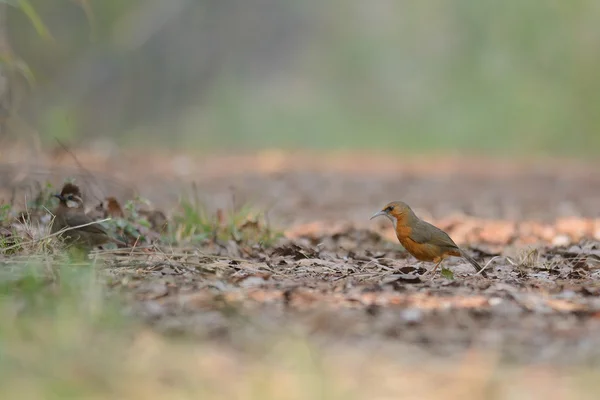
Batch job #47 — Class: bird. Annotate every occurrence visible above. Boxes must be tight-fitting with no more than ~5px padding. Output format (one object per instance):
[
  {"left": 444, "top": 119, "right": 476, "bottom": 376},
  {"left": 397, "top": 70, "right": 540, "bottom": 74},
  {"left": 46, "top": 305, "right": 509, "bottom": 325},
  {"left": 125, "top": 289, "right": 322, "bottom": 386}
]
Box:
[
  {"left": 138, "top": 209, "right": 169, "bottom": 232},
  {"left": 51, "top": 183, "right": 126, "bottom": 248},
  {"left": 104, "top": 197, "right": 125, "bottom": 218},
  {"left": 87, "top": 196, "right": 126, "bottom": 220},
  {"left": 370, "top": 201, "right": 486, "bottom": 277}
]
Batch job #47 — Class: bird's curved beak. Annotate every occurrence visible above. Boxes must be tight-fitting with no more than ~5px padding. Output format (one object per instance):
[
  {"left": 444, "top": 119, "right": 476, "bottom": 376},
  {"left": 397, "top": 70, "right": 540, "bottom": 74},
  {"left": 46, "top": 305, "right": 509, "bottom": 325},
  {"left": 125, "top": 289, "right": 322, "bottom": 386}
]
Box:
[
  {"left": 53, "top": 193, "right": 64, "bottom": 201},
  {"left": 370, "top": 210, "right": 387, "bottom": 220}
]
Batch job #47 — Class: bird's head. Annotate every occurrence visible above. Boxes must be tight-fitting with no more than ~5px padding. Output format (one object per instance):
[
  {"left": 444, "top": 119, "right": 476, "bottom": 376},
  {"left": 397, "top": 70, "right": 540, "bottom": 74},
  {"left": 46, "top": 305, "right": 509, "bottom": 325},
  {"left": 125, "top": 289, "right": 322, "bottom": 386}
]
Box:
[
  {"left": 54, "top": 183, "right": 84, "bottom": 209},
  {"left": 370, "top": 201, "right": 414, "bottom": 225}
]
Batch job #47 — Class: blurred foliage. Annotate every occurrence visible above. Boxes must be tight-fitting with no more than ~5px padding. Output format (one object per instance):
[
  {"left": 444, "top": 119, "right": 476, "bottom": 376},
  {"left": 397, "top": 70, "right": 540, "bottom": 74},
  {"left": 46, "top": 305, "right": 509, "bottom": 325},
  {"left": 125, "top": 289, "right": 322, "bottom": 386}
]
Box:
[
  {"left": 6, "top": 0, "right": 600, "bottom": 156},
  {"left": 7, "top": 0, "right": 53, "bottom": 41},
  {"left": 173, "top": 196, "right": 281, "bottom": 246},
  {"left": 0, "top": 203, "right": 9, "bottom": 222}
]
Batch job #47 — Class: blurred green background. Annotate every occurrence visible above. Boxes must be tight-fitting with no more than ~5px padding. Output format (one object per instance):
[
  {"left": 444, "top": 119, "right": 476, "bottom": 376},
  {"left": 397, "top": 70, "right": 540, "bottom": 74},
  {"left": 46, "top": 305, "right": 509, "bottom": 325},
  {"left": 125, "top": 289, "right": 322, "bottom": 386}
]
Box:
[{"left": 5, "top": 0, "right": 600, "bottom": 156}]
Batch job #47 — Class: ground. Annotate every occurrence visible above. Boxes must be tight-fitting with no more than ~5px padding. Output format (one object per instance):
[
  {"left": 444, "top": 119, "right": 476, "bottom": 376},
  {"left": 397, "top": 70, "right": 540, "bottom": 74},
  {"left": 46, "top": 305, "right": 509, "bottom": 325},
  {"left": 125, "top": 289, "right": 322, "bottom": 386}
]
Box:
[{"left": 1, "top": 148, "right": 600, "bottom": 398}]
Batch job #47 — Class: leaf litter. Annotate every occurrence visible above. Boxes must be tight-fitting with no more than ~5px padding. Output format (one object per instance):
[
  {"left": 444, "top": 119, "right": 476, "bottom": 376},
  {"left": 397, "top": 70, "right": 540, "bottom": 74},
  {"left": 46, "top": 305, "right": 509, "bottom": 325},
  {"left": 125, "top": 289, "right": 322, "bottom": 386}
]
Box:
[{"left": 2, "top": 154, "right": 600, "bottom": 366}]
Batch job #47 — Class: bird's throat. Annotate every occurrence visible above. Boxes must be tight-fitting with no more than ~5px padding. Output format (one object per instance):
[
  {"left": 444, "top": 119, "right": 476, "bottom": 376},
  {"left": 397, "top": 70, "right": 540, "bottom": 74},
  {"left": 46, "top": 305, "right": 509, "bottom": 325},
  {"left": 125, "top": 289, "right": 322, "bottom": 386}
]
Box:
[
  {"left": 66, "top": 200, "right": 82, "bottom": 209},
  {"left": 385, "top": 214, "right": 397, "bottom": 229}
]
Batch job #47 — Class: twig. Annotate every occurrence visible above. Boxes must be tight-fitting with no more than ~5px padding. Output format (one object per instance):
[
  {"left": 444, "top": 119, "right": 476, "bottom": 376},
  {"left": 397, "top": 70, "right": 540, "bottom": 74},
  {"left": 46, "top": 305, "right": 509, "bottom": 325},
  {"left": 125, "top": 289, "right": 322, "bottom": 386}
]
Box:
[
  {"left": 505, "top": 256, "right": 518, "bottom": 266},
  {"left": 0, "top": 218, "right": 112, "bottom": 253},
  {"left": 92, "top": 247, "right": 251, "bottom": 264},
  {"left": 129, "top": 235, "right": 141, "bottom": 256},
  {"left": 91, "top": 245, "right": 156, "bottom": 254},
  {"left": 473, "top": 255, "right": 501, "bottom": 276}
]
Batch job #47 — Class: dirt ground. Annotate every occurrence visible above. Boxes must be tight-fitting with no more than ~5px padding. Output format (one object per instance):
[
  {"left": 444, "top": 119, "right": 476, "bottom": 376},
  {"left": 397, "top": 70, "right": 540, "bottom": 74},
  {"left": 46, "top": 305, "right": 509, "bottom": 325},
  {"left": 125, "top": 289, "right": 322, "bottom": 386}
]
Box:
[{"left": 3, "top": 149, "right": 600, "bottom": 367}]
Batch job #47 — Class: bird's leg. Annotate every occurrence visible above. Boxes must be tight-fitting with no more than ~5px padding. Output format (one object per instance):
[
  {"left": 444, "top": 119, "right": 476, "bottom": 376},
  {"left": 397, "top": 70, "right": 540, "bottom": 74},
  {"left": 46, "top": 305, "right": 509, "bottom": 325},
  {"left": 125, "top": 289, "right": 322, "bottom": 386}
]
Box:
[{"left": 428, "top": 259, "right": 443, "bottom": 280}]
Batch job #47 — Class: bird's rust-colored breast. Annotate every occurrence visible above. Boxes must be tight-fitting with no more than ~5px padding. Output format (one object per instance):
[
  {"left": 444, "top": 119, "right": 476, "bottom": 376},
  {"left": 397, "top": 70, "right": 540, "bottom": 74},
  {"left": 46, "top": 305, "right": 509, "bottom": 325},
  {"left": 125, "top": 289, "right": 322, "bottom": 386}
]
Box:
[
  {"left": 398, "top": 236, "right": 439, "bottom": 262},
  {"left": 394, "top": 224, "right": 433, "bottom": 262}
]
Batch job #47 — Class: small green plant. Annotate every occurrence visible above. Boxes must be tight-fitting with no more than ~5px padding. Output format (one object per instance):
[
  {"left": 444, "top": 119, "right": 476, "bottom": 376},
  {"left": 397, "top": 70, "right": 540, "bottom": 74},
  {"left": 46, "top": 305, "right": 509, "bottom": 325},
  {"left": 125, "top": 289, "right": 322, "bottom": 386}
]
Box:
[
  {"left": 171, "top": 197, "right": 282, "bottom": 246},
  {"left": 99, "top": 197, "right": 152, "bottom": 245},
  {"left": 0, "top": 203, "right": 11, "bottom": 222},
  {"left": 441, "top": 267, "right": 455, "bottom": 280},
  {"left": 0, "top": 203, "right": 23, "bottom": 253},
  {"left": 171, "top": 197, "right": 215, "bottom": 242}
]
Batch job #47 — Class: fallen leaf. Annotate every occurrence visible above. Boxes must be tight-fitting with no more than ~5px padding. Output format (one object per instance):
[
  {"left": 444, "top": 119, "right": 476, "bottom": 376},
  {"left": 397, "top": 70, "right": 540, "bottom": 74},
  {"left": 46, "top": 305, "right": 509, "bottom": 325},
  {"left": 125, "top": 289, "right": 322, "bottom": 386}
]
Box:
[{"left": 441, "top": 267, "right": 455, "bottom": 280}]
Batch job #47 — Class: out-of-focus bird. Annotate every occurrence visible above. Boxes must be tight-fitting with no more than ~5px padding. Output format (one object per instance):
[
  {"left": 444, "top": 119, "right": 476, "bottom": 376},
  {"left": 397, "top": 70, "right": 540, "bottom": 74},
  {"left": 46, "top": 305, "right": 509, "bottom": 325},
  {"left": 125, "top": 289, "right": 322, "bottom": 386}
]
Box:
[
  {"left": 139, "top": 209, "right": 168, "bottom": 232},
  {"left": 51, "top": 183, "right": 125, "bottom": 248},
  {"left": 371, "top": 201, "right": 486, "bottom": 277},
  {"left": 88, "top": 196, "right": 126, "bottom": 220},
  {"left": 104, "top": 197, "right": 125, "bottom": 218}
]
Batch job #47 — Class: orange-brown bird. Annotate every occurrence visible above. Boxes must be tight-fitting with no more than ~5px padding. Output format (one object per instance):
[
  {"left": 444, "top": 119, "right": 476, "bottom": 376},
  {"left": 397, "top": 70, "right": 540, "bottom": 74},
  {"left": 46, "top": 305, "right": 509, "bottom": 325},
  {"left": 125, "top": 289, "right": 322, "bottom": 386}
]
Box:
[
  {"left": 104, "top": 197, "right": 125, "bottom": 218},
  {"left": 371, "top": 201, "right": 486, "bottom": 277},
  {"left": 51, "top": 183, "right": 125, "bottom": 248}
]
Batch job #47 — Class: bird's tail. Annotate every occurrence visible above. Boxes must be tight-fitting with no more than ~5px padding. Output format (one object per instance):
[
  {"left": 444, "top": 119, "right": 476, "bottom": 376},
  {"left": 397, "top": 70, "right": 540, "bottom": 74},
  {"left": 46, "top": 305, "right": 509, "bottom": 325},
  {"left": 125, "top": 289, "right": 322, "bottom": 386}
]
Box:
[{"left": 459, "top": 248, "right": 487, "bottom": 276}]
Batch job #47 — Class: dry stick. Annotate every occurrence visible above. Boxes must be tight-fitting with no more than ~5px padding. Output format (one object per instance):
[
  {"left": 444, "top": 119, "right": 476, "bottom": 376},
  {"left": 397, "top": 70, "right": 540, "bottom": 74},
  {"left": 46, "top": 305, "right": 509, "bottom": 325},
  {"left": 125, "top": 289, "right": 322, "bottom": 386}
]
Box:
[
  {"left": 129, "top": 235, "right": 141, "bottom": 257},
  {"left": 92, "top": 246, "right": 251, "bottom": 264},
  {"left": 0, "top": 218, "right": 112, "bottom": 254},
  {"left": 103, "top": 251, "right": 253, "bottom": 269},
  {"left": 92, "top": 245, "right": 155, "bottom": 254},
  {"left": 107, "top": 255, "right": 255, "bottom": 274},
  {"left": 92, "top": 241, "right": 176, "bottom": 255},
  {"left": 473, "top": 255, "right": 502, "bottom": 277},
  {"left": 505, "top": 257, "right": 518, "bottom": 267}
]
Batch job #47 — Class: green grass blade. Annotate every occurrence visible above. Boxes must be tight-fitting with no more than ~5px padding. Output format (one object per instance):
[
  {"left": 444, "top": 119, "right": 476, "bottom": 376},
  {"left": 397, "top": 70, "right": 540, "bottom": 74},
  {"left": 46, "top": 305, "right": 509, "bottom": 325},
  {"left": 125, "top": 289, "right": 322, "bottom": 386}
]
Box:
[{"left": 17, "top": 0, "right": 54, "bottom": 42}]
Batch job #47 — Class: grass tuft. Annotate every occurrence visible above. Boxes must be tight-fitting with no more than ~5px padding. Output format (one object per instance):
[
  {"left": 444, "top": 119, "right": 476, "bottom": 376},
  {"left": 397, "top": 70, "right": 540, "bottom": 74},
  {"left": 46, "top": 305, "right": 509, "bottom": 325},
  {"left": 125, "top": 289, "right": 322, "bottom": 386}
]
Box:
[{"left": 171, "top": 197, "right": 282, "bottom": 246}]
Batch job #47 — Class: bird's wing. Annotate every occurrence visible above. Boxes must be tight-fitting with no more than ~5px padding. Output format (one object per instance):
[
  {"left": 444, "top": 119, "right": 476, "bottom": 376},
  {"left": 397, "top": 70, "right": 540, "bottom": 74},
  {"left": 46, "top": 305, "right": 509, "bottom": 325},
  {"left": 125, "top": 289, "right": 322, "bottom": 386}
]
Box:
[
  {"left": 64, "top": 213, "right": 108, "bottom": 235},
  {"left": 407, "top": 220, "right": 432, "bottom": 243},
  {"left": 410, "top": 220, "right": 458, "bottom": 249}
]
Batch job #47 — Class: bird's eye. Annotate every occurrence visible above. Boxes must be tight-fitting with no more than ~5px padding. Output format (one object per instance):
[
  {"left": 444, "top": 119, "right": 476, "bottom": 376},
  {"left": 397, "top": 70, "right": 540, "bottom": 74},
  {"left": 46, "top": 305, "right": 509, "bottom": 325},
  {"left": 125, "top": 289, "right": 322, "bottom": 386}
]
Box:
[{"left": 385, "top": 206, "right": 393, "bottom": 213}]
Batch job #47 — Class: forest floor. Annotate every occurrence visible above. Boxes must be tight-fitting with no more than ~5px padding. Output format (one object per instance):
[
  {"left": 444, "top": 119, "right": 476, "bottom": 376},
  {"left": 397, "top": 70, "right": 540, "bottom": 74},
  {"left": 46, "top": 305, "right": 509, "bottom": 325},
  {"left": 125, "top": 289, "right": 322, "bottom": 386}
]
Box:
[{"left": 1, "top": 148, "right": 600, "bottom": 399}]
